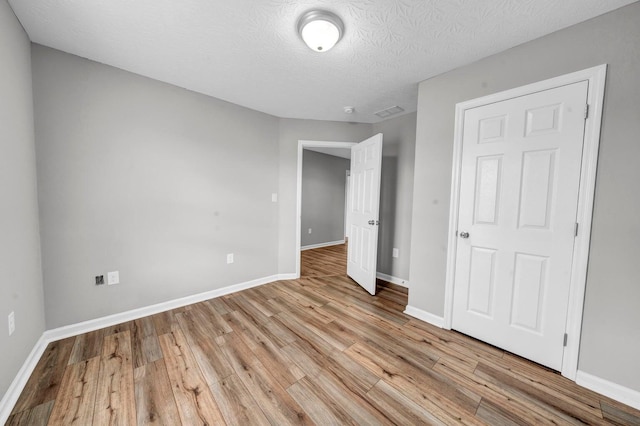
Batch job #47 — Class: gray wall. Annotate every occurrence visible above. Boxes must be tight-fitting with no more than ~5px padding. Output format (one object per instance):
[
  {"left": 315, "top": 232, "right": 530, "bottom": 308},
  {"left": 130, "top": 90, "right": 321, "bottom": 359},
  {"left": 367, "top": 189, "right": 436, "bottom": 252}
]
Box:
[
  {"left": 277, "top": 119, "right": 372, "bottom": 274},
  {"left": 0, "top": 1, "right": 46, "bottom": 396},
  {"left": 373, "top": 113, "right": 416, "bottom": 281},
  {"left": 32, "top": 45, "right": 280, "bottom": 328},
  {"left": 408, "top": 3, "right": 640, "bottom": 392},
  {"left": 301, "top": 150, "right": 349, "bottom": 247},
  {"left": 29, "top": 44, "right": 417, "bottom": 330}
]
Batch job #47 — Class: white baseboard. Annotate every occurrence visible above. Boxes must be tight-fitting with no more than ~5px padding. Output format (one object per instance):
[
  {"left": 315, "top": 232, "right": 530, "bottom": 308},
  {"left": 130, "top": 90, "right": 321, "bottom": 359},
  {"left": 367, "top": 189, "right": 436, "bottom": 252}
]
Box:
[
  {"left": 45, "top": 274, "right": 279, "bottom": 342},
  {"left": 404, "top": 305, "right": 445, "bottom": 328},
  {"left": 376, "top": 272, "right": 409, "bottom": 288},
  {"left": 0, "top": 335, "right": 48, "bottom": 424},
  {"left": 576, "top": 370, "right": 640, "bottom": 410},
  {"left": 301, "top": 240, "right": 345, "bottom": 251},
  {"left": 4, "top": 280, "right": 640, "bottom": 419},
  {"left": 1, "top": 273, "right": 282, "bottom": 422},
  {"left": 277, "top": 273, "right": 298, "bottom": 280}
]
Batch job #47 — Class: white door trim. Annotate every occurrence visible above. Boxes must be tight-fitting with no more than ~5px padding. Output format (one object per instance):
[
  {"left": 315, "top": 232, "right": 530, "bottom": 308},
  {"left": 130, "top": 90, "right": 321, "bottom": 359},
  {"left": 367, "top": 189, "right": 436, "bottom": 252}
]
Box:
[
  {"left": 296, "top": 140, "right": 357, "bottom": 278},
  {"left": 444, "top": 64, "right": 607, "bottom": 380},
  {"left": 344, "top": 170, "right": 350, "bottom": 239}
]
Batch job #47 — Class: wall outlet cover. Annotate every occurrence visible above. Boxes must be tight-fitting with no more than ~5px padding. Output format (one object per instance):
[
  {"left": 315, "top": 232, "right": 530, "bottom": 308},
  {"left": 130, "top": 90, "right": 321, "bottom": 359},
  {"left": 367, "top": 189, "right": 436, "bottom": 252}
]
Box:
[
  {"left": 227, "top": 253, "right": 234, "bottom": 264},
  {"left": 308, "top": 228, "right": 312, "bottom": 234},
  {"left": 107, "top": 271, "right": 120, "bottom": 285},
  {"left": 392, "top": 248, "right": 399, "bottom": 258}
]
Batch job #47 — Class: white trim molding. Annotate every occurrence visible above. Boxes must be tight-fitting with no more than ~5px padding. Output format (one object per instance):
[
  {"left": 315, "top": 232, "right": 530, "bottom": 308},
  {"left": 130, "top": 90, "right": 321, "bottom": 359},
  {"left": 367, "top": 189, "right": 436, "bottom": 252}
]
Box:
[
  {"left": 45, "top": 275, "right": 280, "bottom": 342},
  {"left": 277, "top": 273, "right": 298, "bottom": 281},
  {"left": 301, "top": 239, "right": 345, "bottom": 251},
  {"left": 443, "top": 65, "right": 607, "bottom": 381},
  {"left": 404, "top": 305, "right": 444, "bottom": 328},
  {"left": 0, "top": 335, "right": 49, "bottom": 424},
  {"left": 376, "top": 272, "right": 409, "bottom": 288},
  {"left": 576, "top": 371, "right": 640, "bottom": 411}
]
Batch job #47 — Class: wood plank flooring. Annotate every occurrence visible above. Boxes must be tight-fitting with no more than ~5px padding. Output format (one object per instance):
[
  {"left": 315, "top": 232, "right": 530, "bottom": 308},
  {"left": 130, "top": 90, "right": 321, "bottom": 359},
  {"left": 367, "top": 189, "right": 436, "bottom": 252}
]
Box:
[{"left": 7, "top": 243, "right": 640, "bottom": 425}]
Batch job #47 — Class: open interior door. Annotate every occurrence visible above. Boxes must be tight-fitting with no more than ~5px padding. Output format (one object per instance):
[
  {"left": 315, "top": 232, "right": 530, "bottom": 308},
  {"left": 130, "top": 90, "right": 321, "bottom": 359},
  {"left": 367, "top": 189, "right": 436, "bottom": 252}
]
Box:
[{"left": 347, "top": 133, "right": 383, "bottom": 295}]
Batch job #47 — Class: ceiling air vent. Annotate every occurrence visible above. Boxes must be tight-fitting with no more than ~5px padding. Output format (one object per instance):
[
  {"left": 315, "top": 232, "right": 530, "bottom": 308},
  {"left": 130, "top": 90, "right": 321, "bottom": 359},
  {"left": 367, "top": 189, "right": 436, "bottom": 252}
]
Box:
[{"left": 374, "top": 105, "right": 404, "bottom": 119}]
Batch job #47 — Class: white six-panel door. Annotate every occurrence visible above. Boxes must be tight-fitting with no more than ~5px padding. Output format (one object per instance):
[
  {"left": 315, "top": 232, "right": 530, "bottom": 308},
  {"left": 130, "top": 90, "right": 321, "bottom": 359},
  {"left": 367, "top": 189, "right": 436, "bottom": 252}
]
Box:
[
  {"left": 347, "top": 133, "right": 383, "bottom": 295},
  {"left": 452, "top": 81, "right": 588, "bottom": 370}
]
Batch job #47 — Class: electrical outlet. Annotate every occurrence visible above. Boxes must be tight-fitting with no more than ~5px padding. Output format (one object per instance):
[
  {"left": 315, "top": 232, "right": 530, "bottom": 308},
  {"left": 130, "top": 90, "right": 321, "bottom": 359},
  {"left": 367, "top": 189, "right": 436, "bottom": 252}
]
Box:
[
  {"left": 107, "top": 271, "right": 120, "bottom": 285},
  {"left": 227, "top": 253, "right": 234, "bottom": 264},
  {"left": 95, "top": 275, "right": 105, "bottom": 285},
  {"left": 8, "top": 311, "right": 15, "bottom": 336},
  {"left": 308, "top": 228, "right": 312, "bottom": 234},
  {"left": 392, "top": 248, "right": 399, "bottom": 258}
]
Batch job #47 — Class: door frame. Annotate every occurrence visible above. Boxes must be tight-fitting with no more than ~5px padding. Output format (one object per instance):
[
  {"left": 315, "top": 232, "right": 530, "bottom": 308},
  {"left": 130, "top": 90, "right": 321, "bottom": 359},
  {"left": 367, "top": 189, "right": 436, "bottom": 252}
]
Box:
[
  {"left": 344, "top": 170, "right": 351, "bottom": 239},
  {"left": 295, "top": 140, "right": 356, "bottom": 278},
  {"left": 443, "top": 64, "right": 607, "bottom": 380}
]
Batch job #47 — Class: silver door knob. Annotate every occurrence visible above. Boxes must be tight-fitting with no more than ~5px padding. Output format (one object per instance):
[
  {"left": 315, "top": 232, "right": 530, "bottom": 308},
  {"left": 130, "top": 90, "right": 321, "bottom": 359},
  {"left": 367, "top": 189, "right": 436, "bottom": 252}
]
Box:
[
  {"left": 368, "top": 220, "right": 379, "bottom": 225},
  {"left": 459, "top": 231, "right": 470, "bottom": 238}
]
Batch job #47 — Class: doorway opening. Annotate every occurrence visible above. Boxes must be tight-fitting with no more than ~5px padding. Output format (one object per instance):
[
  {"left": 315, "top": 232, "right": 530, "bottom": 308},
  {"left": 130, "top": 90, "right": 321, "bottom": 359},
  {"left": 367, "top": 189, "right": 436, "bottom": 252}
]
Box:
[
  {"left": 296, "top": 134, "right": 384, "bottom": 295},
  {"left": 295, "top": 141, "right": 355, "bottom": 279}
]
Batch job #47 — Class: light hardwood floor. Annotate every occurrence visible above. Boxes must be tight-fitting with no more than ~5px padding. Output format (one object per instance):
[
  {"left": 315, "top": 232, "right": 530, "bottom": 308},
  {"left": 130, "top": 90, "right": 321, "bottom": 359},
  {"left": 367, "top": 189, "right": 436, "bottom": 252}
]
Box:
[{"left": 7, "top": 243, "right": 640, "bottom": 425}]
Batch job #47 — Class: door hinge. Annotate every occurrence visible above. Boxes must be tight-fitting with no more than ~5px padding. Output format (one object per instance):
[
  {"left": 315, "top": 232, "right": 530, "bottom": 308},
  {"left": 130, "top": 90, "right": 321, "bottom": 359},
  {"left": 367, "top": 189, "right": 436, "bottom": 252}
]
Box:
[
  {"left": 563, "top": 333, "right": 568, "bottom": 347},
  {"left": 584, "top": 104, "right": 589, "bottom": 119},
  {"left": 574, "top": 222, "right": 579, "bottom": 237}
]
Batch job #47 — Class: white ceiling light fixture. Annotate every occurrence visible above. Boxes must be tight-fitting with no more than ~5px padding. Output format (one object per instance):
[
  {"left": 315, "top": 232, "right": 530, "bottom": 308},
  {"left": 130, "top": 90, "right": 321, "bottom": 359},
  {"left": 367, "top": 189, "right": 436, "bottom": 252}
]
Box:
[{"left": 297, "top": 10, "right": 344, "bottom": 53}]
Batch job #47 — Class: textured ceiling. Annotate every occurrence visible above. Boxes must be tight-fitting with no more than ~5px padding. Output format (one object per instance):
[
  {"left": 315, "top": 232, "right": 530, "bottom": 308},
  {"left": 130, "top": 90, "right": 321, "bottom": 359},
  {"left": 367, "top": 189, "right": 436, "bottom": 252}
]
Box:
[{"left": 8, "top": 0, "right": 636, "bottom": 123}]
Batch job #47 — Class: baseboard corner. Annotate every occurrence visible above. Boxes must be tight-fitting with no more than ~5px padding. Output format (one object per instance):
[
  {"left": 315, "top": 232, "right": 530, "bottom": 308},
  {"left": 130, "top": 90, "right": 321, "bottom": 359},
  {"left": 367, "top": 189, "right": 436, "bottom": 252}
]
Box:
[
  {"left": 0, "top": 334, "right": 49, "bottom": 424},
  {"left": 576, "top": 370, "right": 640, "bottom": 410},
  {"left": 277, "top": 273, "right": 299, "bottom": 280},
  {"left": 404, "top": 305, "right": 444, "bottom": 328}
]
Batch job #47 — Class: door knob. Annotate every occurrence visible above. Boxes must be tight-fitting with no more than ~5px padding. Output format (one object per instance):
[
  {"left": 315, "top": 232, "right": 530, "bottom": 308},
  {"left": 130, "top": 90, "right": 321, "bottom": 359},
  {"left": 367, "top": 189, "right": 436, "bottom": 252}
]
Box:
[
  {"left": 459, "top": 231, "right": 470, "bottom": 239},
  {"left": 368, "top": 220, "right": 379, "bottom": 225}
]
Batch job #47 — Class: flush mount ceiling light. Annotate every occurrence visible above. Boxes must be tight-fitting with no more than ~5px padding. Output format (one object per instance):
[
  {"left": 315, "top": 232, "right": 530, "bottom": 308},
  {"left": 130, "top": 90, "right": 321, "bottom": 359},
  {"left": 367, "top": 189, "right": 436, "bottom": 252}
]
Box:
[{"left": 297, "top": 10, "right": 344, "bottom": 52}]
